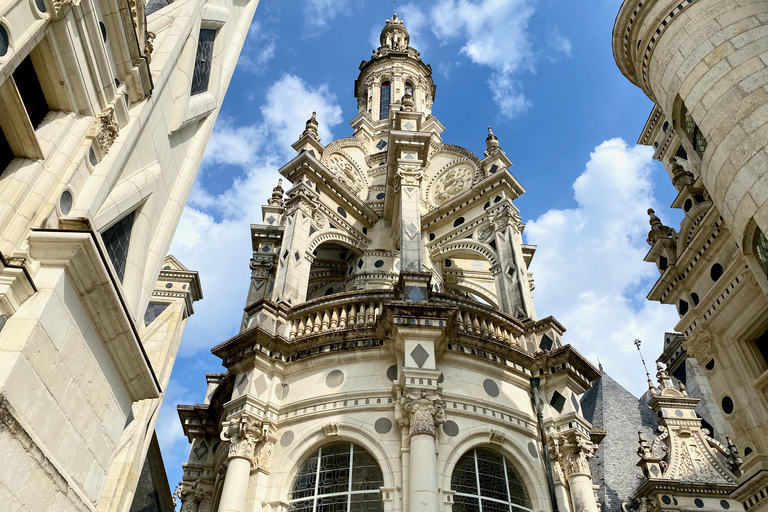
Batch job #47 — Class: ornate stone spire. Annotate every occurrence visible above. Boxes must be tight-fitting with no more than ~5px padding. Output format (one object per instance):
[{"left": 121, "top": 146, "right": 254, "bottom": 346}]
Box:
[
  {"left": 669, "top": 157, "right": 694, "bottom": 191},
  {"left": 268, "top": 178, "right": 284, "bottom": 207},
  {"left": 646, "top": 208, "right": 675, "bottom": 246},
  {"left": 380, "top": 11, "right": 409, "bottom": 50},
  {"left": 484, "top": 126, "right": 500, "bottom": 157},
  {"left": 301, "top": 111, "right": 320, "bottom": 142}
]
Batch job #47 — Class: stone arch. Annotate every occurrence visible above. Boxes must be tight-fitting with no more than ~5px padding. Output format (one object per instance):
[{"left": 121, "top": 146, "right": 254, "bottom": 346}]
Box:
[
  {"left": 446, "top": 280, "right": 498, "bottom": 309},
  {"left": 269, "top": 422, "right": 398, "bottom": 504},
  {"left": 440, "top": 429, "right": 550, "bottom": 512},
  {"left": 432, "top": 240, "right": 499, "bottom": 268},
  {"left": 307, "top": 231, "right": 367, "bottom": 255}
]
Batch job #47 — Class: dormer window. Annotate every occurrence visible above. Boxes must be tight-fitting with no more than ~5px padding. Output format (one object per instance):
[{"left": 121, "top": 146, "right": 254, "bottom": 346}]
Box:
[
  {"left": 191, "top": 29, "right": 216, "bottom": 95},
  {"left": 681, "top": 102, "right": 707, "bottom": 158},
  {"left": 379, "top": 81, "right": 391, "bottom": 119}
]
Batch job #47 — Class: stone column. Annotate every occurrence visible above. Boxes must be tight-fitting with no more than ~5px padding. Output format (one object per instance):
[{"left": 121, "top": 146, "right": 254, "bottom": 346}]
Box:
[
  {"left": 218, "top": 414, "right": 262, "bottom": 512},
  {"left": 395, "top": 389, "right": 446, "bottom": 512},
  {"left": 397, "top": 165, "right": 425, "bottom": 273},
  {"left": 490, "top": 204, "right": 535, "bottom": 320},
  {"left": 549, "top": 432, "right": 599, "bottom": 512}
]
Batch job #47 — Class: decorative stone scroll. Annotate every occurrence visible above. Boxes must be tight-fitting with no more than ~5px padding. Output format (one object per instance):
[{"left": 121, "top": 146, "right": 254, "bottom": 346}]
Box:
[
  {"left": 433, "top": 164, "right": 473, "bottom": 205},
  {"left": 394, "top": 389, "right": 446, "bottom": 437},
  {"left": 548, "top": 431, "right": 597, "bottom": 479},
  {"left": 220, "top": 413, "right": 262, "bottom": 465},
  {"left": 396, "top": 166, "right": 424, "bottom": 188}
]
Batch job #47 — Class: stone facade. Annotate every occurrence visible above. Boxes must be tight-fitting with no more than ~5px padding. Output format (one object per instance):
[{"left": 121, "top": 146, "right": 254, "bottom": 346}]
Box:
[
  {"left": 178, "top": 13, "right": 603, "bottom": 512},
  {"left": 0, "top": 0, "right": 258, "bottom": 507},
  {"left": 613, "top": 0, "right": 768, "bottom": 509}
]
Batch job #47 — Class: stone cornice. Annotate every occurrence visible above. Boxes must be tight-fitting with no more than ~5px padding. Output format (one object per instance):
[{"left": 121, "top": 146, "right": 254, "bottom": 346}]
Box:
[{"left": 28, "top": 229, "right": 160, "bottom": 400}]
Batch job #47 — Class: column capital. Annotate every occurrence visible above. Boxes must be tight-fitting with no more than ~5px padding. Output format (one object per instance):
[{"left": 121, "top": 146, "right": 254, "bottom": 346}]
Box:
[
  {"left": 396, "top": 165, "right": 425, "bottom": 188},
  {"left": 395, "top": 389, "right": 446, "bottom": 437},
  {"left": 548, "top": 431, "right": 597, "bottom": 479},
  {"left": 220, "top": 413, "right": 263, "bottom": 465}
]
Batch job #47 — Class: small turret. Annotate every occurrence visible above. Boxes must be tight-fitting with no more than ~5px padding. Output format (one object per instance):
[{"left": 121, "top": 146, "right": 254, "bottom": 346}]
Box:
[
  {"left": 301, "top": 112, "right": 320, "bottom": 142},
  {"left": 268, "top": 179, "right": 284, "bottom": 207},
  {"left": 484, "top": 126, "right": 500, "bottom": 157},
  {"left": 646, "top": 209, "right": 675, "bottom": 246},
  {"left": 380, "top": 12, "right": 409, "bottom": 51}
]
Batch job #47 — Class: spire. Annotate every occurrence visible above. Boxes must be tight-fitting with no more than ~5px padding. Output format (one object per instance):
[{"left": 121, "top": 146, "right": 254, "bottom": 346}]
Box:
[
  {"left": 380, "top": 8, "right": 409, "bottom": 50},
  {"left": 484, "top": 126, "right": 500, "bottom": 157},
  {"left": 634, "top": 338, "right": 656, "bottom": 395},
  {"left": 268, "top": 178, "right": 284, "bottom": 207},
  {"left": 646, "top": 208, "right": 675, "bottom": 246},
  {"left": 301, "top": 111, "right": 320, "bottom": 142}
]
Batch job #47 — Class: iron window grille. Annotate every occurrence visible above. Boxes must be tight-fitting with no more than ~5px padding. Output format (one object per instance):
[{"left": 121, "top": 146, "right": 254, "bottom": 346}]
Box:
[
  {"left": 191, "top": 29, "right": 216, "bottom": 95},
  {"left": 451, "top": 448, "right": 533, "bottom": 512},
  {"left": 102, "top": 210, "right": 135, "bottom": 283},
  {"left": 288, "top": 442, "right": 384, "bottom": 512},
  {"left": 379, "top": 82, "right": 391, "bottom": 120},
  {"left": 681, "top": 102, "right": 707, "bottom": 158}
]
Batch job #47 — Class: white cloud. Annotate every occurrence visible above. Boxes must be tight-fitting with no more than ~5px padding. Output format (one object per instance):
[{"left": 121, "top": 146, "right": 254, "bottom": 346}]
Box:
[
  {"left": 547, "top": 25, "right": 572, "bottom": 57},
  {"left": 302, "top": 0, "right": 354, "bottom": 33},
  {"left": 169, "top": 74, "right": 344, "bottom": 356},
  {"left": 489, "top": 73, "right": 532, "bottom": 118},
  {"left": 398, "top": 4, "right": 427, "bottom": 50},
  {"left": 524, "top": 138, "right": 680, "bottom": 397},
  {"left": 239, "top": 22, "right": 277, "bottom": 73}
]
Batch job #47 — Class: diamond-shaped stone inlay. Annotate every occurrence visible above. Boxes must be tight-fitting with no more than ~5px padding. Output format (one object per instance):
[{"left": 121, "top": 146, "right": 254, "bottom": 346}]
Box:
[
  {"left": 403, "top": 121, "right": 415, "bottom": 130},
  {"left": 236, "top": 373, "right": 249, "bottom": 393},
  {"left": 404, "top": 152, "right": 415, "bottom": 160},
  {"left": 266, "top": 215, "right": 276, "bottom": 224},
  {"left": 253, "top": 374, "right": 268, "bottom": 396},
  {"left": 376, "top": 139, "right": 387, "bottom": 150},
  {"left": 539, "top": 333, "right": 554, "bottom": 351},
  {"left": 407, "top": 286, "right": 425, "bottom": 302},
  {"left": 410, "top": 343, "right": 429, "bottom": 368},
  {"left": 405, "top": 223, "right": 418, "bottom": 238},
  {"left": 489, "top": 164, "right": 499, "bottom": 174},
  {"left": 193, "top": 440, "right": 208, "bottom": 461}
]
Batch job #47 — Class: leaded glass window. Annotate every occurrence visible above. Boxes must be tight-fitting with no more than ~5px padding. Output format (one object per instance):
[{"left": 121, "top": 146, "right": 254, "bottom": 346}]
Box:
[
  {"left": 681, "top": 102, "right": 707, "bottom": 158},
  {"left": 288, "top": 442, "right": 384, "bottom": 512},
  {"left": 144, "top": 302, "right": 170, "bottom": 326},
  {"left": 752, "top": 227, "right": 768, "bottom": 279},
  {"left": 191, "top": 29, "right": 216, "bottom": 95},
  {"left": 102, "top": 210, "right": 135, "bottom": 283},
  {"left": 379, "top": 81, "right": 391, "bottom": 120},
  {"left": 451, "top": 448, "right": 533, "bottom": 512}
]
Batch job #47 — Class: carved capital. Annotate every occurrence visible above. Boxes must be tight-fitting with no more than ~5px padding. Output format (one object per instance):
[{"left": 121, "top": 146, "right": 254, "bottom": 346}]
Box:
[
  {"left": 489, "top": 429, "right": 506, "bottom": 445},
  {"left": 177, "top": 479, "right": 212, "bottom": 512},
  {"left": 220, "top": 413, "right": 262, "bottom": 464},
  {"left": 323, "top": 421, "right": 340, "bottom": 437},
  {"left": 549, "top": 432, "right": 596, "bottom": 479},
  {"left": 396, "top": 166, "right": 425, "bottom": 188},
  {"left": 684, "top": 326, "right": 715, "bottom": 362},
  {"left": 394, "top": 389, "right": 446, "bottom": 437},
  {"left": 490, "top": 204, "right": 522, "bottom": 233},
  {"left": 87, "top": 105, "right": 120, "bottom": 159}
]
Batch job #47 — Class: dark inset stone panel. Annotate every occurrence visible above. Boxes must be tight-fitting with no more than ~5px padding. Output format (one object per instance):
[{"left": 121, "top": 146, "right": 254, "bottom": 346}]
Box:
[{"left": 443, "top": 420, "right": 459, "bottom": 437}]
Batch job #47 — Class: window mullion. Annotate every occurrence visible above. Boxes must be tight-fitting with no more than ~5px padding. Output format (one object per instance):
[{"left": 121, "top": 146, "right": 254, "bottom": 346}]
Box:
[
  {"left": 347, "top": 443, "right": 355, "bottom": 512},
  {"left": 474, "top": 449, "right": 483, "bottom": 512},
  {"left": 312, "top": 446, "right": 322, "bottom": 512},
  {"left": 502, "top": 457, "right": 512, "bottom": 512}
]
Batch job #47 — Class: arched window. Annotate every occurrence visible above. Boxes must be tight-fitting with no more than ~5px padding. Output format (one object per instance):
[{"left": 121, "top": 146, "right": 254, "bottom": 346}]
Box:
[
  {"left": 752, "top": 226, "right": 768, "bottom": 279},
  {"left": 288, "top": 442, "right": 384, "bottom": 512},
  {"left": 451, "top": 448, "right": 532, "bottom": 512},
  {"left": 405, "top": 82, "right": 413, "bottom": 96},
  {"left": 379, "top": 81, "right": 391, "bottom": 120},
  {"left": 680, "top": 101, "right": 707, "bottom": 158}
]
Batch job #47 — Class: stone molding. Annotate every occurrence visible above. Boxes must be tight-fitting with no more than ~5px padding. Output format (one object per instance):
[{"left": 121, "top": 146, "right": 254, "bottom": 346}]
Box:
[
  {"left": 220, "top": 413, "right": 262, "bottom": 464},
  {"left": 396, "top": 166, "right": 424, "bottom": 188}
]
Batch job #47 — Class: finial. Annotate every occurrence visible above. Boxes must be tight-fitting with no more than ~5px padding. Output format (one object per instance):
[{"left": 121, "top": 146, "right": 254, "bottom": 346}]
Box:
[
  {"left": 647, "top": 208, "right": 675, "bottom": 246},
  {"left": 635, "top": 339, "right": 656, "bottom": 394},
  {"left": 268, "top": 178, "right": 284, "bottom": 207},
  {"left": 401, "top": 90, "right": 414, "bottom": 112},
  {"left": 300, "top": 111, "right": 320, "bottom": 142},
  {"left": 484, "top": 126, "right": 500, "bottom": 157},
  {"left": 597, "top": 357, "right": 604, "bottom": 374},
  {"left": 393, "top": 0, "right": 396, "bottom": 17},
  {"left": 669, "top": 156, "right": 694, "bottom": 191}
]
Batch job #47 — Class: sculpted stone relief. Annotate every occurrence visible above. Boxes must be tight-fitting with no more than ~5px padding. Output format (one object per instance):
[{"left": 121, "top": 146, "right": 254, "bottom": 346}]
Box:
[
  {"left": 433, "top": 163, "right": 473, "bottom": 205},
  {"left": 326, "top": 153, "right": 365, "bottom": 196}
]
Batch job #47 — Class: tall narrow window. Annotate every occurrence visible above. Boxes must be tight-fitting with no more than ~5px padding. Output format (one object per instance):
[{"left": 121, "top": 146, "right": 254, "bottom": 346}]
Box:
[
  {"left": 13, "top": 56, "right": 49, "bottom": 128},
  {"left": 753, "top": 227, "right": 768, "bottom": 279},
  {"left": 681, "top": 102, "right": 707, "bottom": 158},
  {"left": 0, "top": 126, "right": 13, "bottom": 172},
  {"left": 405, "top": 82, "right": 413, "bottom": 96},
  {"left": 102, "top": 210, "right": 136, "bottom": 282},
  {"left": 191, "top": 29, "right": 216, "bottom": 95},
  {"left": 288, "top": 442, "right": 384, "bottom": 512},
  {"left": 451, "top": 448, "right": 533, "bottom": 512},
  {"left": 379, "top": 81, "right": 391, "bottom": 120}
]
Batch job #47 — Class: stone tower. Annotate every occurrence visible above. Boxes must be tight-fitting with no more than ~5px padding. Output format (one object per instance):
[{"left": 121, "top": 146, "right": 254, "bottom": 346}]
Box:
[
  {"left": 178, "top": 13, "right": 604, "bottom": 512},
  {"left": 0, "top": 0, "right": 258, "bottom": 508},
  {"left": 613, "top": 1, "right": 768, "bottom": 509}
]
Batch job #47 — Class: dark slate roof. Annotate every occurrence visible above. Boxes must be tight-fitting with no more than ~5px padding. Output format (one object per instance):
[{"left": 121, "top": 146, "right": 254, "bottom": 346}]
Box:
[{"left": 581, "top": 373, "right": 658, "bottom": 512}]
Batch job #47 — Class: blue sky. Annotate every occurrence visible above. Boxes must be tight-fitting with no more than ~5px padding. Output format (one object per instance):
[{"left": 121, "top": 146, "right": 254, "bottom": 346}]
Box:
[{"left": 159, "top": 0, "right": 685, "bottom": 492}]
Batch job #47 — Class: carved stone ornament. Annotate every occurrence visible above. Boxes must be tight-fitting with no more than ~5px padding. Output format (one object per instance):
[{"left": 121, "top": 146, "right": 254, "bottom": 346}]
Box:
[
  {"left": 323, "top": 421, "right": 340, "bottom": 437},
  {"left": 489, "top": 429, "right": 506, "bottom": 445},
  {"left": 396, "top": 166, "right": 424, "bottom": 188},
  {"left": 740, "top": 267, "right": 758, "bottom": 288},
  {"left": 52, "top": 0, "right": 81, "bottom": 16},
  {"left": 220, "top": 413, "right": 262, "bottom": 464},
  {"left": 394, "top": 389, "right": 446, "bottom": 437},
  {"left": 312, "top": 210, "right": 327, "bottom": 230},
  {"left": 144, "top": 31, "right": 156, "bottom": 64},
  {"left": 548, "top": 432, "right": 597, "bottom": 479},
  {"left": 683, "top": 326, "right": 715, "bottom": 362},
  {"left": 249, "top": 256, "right": 273, "bottom": 277},
  {"left": 178, "top": 479, "right": 212, "bottom": 512},
  {"left": 326, "top": 154, "right": 363, "bottom": 195},
  {"left": 88, "top": 105, "right": 120, "bottom": 158},
  {"left": 433, "top": 164, "right": 473, "bottom": 205},
  {"left": 475, "top": 224, "right": 495, "bottom": 244},
  {"left": 490, "top": 204, "right": 522, "bottom": 233}
]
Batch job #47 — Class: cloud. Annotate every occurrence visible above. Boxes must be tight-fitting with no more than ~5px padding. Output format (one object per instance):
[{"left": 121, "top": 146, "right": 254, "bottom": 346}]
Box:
[
  {"left": 398, "top": 4, "right": 428, "bottom": 50},
  {"left": 239, "top": 22, "right": 277, "bottom": 73},
  {"left": 302, "top": 0, "right": 355, "bottom": 34},
  {"left": 524, "top": 138, "right": 680, "bottom": 397},
  {"left": 547, "top": 25, "right": 572, "bottom": 57},
  {"left": 170, "top": 74, "right": 345, "bottom": 356}
]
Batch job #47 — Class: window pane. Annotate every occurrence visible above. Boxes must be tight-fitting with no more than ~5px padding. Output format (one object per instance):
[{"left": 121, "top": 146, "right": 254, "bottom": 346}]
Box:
[
  {"left": 315, "top": 494, "right": 348, "bottom": 512},
  {"left": 290, "top": 451, "right": 318, "bottom": 501},
  {"left": 191, "top": 29, "right": 216, "bottom": 95},
  {"left": 451, "top": 450, "right": 479, "bottom": 494},
  {"left": 379, "top": 82, "right": 390, "bottom": 119},
  {"left": 505, "top": 459, "right": 532, "bottom": 508},
  {"left": 351, "top": 492, "right": 384, "bottom": 512},
  {"left": 451, "top": 449, "right": 532, "bottom": 512},
  {"left": 453, "top": 495, "right": 481, "bottom": 512},
  {"left": 317, "top": 443, "right": 351, "bottom": 496},
  {"left": 352, "top": 448, "right": 383, "bottom": 491},
  {"left": 102, "top": 210, "right": 135, "bottom": 283},
  {"left": 476, "top": 449, "right": 507, "bottom": 501},
  {"left": 289, "top": 500, "right": 314, "bottom": 512},
  {"left": 13, "top": 56, "right": 49, "bottom": 128},
  {"left": 482, "top": 499, "right": 512, "bottom": 512},
  {"left": 144, "top": 302, "right": 170, "bottom": 326}
]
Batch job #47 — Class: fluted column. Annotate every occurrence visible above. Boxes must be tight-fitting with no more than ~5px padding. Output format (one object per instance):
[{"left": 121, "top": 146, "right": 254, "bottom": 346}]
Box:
[
  {"left": 549, "top": 432, "right": 599, "bottom": 512},
  {"left": 218, "top": 413, "right": 262, "bottom": 512},
  {"left": 395, "top": 389, "right": 446, "bottom": 512}
]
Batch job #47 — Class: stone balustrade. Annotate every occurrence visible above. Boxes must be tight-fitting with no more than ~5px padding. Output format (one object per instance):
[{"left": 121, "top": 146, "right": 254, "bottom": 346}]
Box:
[{"left": 288, "top": 294, "right": 387, "bottom": 340}]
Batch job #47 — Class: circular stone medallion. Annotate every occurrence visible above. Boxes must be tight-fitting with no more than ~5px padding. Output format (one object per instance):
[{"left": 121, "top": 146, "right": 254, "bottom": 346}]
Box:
[
  {"left": 386, "top": 365, "right": 398, "bottom": 381},
  {"left": 280, "top": 430, "right": 294, "bottom": 447},
  {"left": 483, "top": 379, "right": 500, "bottom": 398},
  {"left": 326, "top": 370, "right": 345, "bottom": 388},
  {"left": 374, "top": 418, "right": 392, "bottom": 434},
  {"left": 528, "top": 442, "right": 538, "bottom": 458},
  {"left": 442, "top": 420, "right": 459, "bottom": 437}
]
